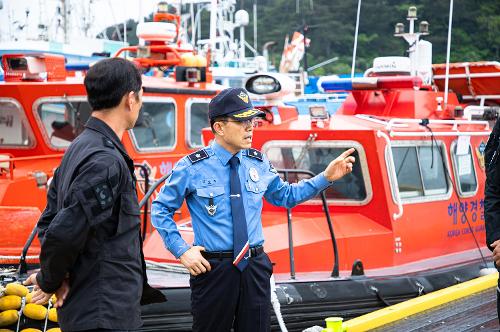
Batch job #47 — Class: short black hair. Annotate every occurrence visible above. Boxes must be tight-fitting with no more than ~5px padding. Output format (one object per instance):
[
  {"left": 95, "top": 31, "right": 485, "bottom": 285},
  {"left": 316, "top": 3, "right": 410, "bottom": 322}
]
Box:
[{"left": 84, "top": 58, "right": 142, "bottom": 111}]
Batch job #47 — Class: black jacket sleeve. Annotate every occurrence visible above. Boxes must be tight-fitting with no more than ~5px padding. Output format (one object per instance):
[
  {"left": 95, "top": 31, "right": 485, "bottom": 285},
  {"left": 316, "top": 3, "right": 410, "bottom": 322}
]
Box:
[
  {"left": 36, "top": 153, "right": 121, "bottom": 293},
  {"left": 37, "top": 168, "right": 59, "bottom": 244},
  {"left": 485, "top": 163, "right": 500, "bottom": 251}
]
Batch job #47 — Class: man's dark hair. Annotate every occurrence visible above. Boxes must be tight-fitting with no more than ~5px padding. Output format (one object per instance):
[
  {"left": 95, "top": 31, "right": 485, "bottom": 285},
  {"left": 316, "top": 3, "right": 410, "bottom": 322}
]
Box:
[{"left": 84, "top": 58, "right": 142, "bottom": 111}]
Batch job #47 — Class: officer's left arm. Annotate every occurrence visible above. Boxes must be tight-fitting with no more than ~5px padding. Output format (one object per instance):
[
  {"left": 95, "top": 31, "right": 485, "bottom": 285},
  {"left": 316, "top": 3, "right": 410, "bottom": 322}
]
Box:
[
  {"left": 264, "top": 148, "right": 355, "bottom": 208},
  {"left": 35, "top": 153, "right": 121, "bottom": 294}
]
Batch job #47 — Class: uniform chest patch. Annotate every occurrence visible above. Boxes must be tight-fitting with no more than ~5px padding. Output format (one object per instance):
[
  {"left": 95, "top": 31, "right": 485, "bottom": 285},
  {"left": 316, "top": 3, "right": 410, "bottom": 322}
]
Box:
[
  {"left": 201, "top": 178, "right": 218, "bottom": 186},
  {"left": 93, "top": 182, "right": 113, "bottom": 210},
  {"left": 249, "top": 167, "right": 260, "bottom": 182}
]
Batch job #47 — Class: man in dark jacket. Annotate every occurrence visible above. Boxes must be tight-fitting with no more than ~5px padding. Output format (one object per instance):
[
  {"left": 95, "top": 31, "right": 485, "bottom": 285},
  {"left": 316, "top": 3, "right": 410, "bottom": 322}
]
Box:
[
  {"left": 24, "top": 57, "right": 165, "bottom": 331},
  {"left": 485, "top": 119, "right": 500, "bottom": 323}
]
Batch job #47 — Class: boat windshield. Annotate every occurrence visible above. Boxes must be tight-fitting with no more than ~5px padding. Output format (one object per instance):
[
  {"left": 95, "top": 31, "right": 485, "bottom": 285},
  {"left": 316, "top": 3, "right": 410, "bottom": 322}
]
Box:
[
  {"left": 37, "top": 99, "right": 92, "bottom": 148},
  {"left": 187, "top": 99, "right": 210, "bottom": 148},
  {"left": 264, "top": 142, "right": 368, "bottom": 202},
  {"left": 37, "top": 98, "right": 177, "bottom": 152},
  {"left": 0, "top": 99, "right": 34, "bottom": 148},
  {"left": 129, "top": 100, "right": 176, "bottom": 151}
]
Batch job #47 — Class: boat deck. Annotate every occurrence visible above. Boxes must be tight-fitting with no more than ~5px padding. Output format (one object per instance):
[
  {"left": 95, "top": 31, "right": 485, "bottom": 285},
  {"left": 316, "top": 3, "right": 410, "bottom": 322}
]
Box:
[
  {"left": 372, "top": 288, "right": 498, "bottom": 331},
  {"left": 344, "top": 272, "right": 500, "bottom": 332}
]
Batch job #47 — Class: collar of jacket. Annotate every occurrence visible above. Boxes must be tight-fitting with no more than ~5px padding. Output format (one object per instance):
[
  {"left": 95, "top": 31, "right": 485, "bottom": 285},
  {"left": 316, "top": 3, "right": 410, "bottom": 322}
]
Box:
[{"left": 85, "top": 116, "right": 134, "bottom": 167}]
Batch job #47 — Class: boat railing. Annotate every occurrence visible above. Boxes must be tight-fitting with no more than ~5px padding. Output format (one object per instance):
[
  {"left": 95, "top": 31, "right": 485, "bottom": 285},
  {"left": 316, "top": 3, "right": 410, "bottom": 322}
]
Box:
[
  {"left": 133, "top": 168, "right": 341, "bottom": 279},
  {"left": 114, "top": 45, "right": 193, "bottom": 68},
  {"left": 463, "top": 105, "right": 500, "bottom": 121},
  {"left": 376, "top": 131, "right": 404, "bottom": 221},
  {"left": 355, "top": 114, "right": 492, "bottom": 138},
  {"left": 134, "top": 164, "right": 150, "bottom": 241},
  {"left": 0, "top": 154, "right": 64, "bottom": 181},
  {"left": 385, "top": 118, "right": 491, "bottom": 138},
  {"left": 277, "top": 168, "right": 340, "bottom": 279},
  {"left": 385, "top": 118, "right": 490, "bottom": 131}
]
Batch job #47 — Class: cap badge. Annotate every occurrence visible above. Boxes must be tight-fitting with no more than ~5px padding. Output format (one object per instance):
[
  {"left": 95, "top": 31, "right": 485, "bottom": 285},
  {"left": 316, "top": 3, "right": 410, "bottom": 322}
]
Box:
[
  {"left": 233, "top": 109, "right": 258, "bottom": 118},
  {"left": 249, "top": 167, "right": 260, "bottom": 182},
  {"left": 237, "top": 91, "right": 249, "bottom": 103}
]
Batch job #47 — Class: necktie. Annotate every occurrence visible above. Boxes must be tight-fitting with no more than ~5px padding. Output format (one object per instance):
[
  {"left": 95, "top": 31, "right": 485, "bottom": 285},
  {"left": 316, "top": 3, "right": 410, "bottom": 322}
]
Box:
[{"left": 229, "top": 156, "right": 249, "bottom": 271}]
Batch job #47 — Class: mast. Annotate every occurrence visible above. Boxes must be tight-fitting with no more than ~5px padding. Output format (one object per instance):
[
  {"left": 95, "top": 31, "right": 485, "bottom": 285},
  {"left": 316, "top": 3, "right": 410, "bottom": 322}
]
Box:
[
  {"left": 62, "top": 0, "right": 68, "bottom": 43},
  {"left": 210, "top": 0, "right": 217, "bottom": 62}
]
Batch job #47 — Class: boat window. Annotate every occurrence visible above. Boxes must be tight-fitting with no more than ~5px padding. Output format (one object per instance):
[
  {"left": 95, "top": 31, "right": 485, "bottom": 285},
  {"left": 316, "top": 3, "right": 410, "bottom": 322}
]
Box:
[
  {"left": 264, "top": 144, "right": 368, "bottom": 202},
  {"left": 187, "top": 100, "right": 209, "bottom": 147},
  {"left": 451, "top": 143, "right": 478, "bottom": 196},
  {"left": 0, "top": 100, "right": 34, "bottom": 147},
  {"left": 37, "top": 101, "right": 92, "bottom": 148},
  {"left": 130, "top": 100, "right": 176, "bottom": 151},
  {"left": 392, "top": 144, "right": 448, "bottom": 198}
]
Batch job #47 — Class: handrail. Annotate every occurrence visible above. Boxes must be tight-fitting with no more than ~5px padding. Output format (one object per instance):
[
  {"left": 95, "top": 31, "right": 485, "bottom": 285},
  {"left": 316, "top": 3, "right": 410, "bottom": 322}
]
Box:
[
  {"left": 0, "top": 153, "right": 64, "bottom": 162},
  {"left": 16, "top": 168, "right": 340, "bottom": 279},
  {"left": 0, "top": 154, "right": 63, "bottom": 181},
  {"left": 389, "top": 131, "right": 490, "bottom": 138},
  {"left": 386, "top": 118, "right": 490, "bottom": 131},
  {"left": 114, "top": 45, "right": 193, "bottom": 68},
  {"left": 16, "top": 171, "right": 173, "bottom": 275},
  {"left": 138, "top": 168, "right": 341, "bottom": 278},
  {"left": 277, "top": 168, "right": 340, "bottom": 278},
  {"left": 134, "top": 164, "right": 150, "bottom": 241},
  {"left": 377, "top": 131, "right": 403, "bottom": 220}
]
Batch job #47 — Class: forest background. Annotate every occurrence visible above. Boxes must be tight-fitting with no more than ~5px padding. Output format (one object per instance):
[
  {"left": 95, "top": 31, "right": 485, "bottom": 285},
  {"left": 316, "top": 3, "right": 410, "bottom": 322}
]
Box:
[{"left": 109, "top": 0, "right": 500, "bottom": 76}]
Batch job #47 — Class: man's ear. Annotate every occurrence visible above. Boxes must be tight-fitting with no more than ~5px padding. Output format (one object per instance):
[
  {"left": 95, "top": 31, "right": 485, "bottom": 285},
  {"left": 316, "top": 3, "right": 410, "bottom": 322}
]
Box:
[
  {"left": 213, "top": 122, "right": 224, "bottom": 136},
  {"left": 126, "top": 91, "right": 136, "bottom": 110}
]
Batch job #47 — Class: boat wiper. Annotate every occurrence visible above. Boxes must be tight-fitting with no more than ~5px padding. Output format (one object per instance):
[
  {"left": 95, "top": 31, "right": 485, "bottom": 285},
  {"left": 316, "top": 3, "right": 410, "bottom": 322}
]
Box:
[
  {"left": 295, "top": 133, "right": 317, "bottom": 169},
  {"left": 138, "top": 112, "right": 160, "bottom": 147},
  {"left": 63, "top": 94, "right": 84, "bottom": 134}
]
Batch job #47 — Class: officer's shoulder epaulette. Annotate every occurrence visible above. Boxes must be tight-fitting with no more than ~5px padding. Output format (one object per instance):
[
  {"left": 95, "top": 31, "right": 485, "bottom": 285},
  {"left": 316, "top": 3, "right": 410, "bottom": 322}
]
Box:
[
  {"left": 246, "top": 148, "right": 263, "bottom": 161},
  {"left": 187, "top": 149, "right": 209, "bottom": 164},
  {"left": 102, "top": 137, "right": 115, "bottom": 149}
]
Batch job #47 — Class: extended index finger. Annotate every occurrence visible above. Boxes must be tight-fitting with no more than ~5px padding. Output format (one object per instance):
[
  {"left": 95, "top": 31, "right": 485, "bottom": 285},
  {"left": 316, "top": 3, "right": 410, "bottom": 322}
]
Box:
[{"left": 339, "top": 148, "right": 355, "bottom": 159}]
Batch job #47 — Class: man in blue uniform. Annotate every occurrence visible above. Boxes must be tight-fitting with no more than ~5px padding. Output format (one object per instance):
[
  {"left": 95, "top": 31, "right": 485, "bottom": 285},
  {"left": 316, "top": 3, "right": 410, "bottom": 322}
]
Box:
[
  {"left": 152, "top": 87, "right": 355, "bottom": 332},
  {"left": 24, "top": 58, "right": 165, "bottom": 331}
]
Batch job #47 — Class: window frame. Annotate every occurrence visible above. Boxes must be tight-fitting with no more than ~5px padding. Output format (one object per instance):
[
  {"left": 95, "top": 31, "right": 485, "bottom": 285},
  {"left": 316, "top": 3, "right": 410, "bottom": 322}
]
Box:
[
  {"left": 261, "top": 140, "right": 373, "bottom": 206},
  {"left": 129, "top": 96, "right": 178, "bottom": 153},
  {"left": 33, "top": 96, "right": 89, "bottom": 151},
  {"left": 185, "top": 97, "right": 211, "bottom": 148},
  {"left": 0, "top": 97, "right": 35, "bottom": 149},
  {"left": 386, "top": 140, "right": 452, "bottom": 204},
  {"left": 450, "top": 140, "right": 478, "bottom": 197}
]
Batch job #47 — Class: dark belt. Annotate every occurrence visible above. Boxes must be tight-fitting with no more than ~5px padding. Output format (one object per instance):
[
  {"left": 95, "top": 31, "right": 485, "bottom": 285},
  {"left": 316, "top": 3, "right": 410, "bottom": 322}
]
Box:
[{"left": 201, "top": 246, "right": 264, "bottom": 259}]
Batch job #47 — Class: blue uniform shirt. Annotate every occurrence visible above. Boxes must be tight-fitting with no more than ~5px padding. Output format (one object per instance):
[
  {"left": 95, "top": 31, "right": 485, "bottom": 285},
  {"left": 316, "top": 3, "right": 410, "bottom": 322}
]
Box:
[{"left": 151, "top": 141, "right": 332, "bottom": 258}]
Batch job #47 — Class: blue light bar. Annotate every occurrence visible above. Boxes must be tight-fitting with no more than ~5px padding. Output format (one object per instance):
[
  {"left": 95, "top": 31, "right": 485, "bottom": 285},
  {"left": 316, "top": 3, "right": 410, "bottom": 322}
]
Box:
[
  {"left": 321, "top": 78, "right": 353, "bottom": 91},
  {"left": 66, "top": 63, "right": 90, "bottom": 71}
]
